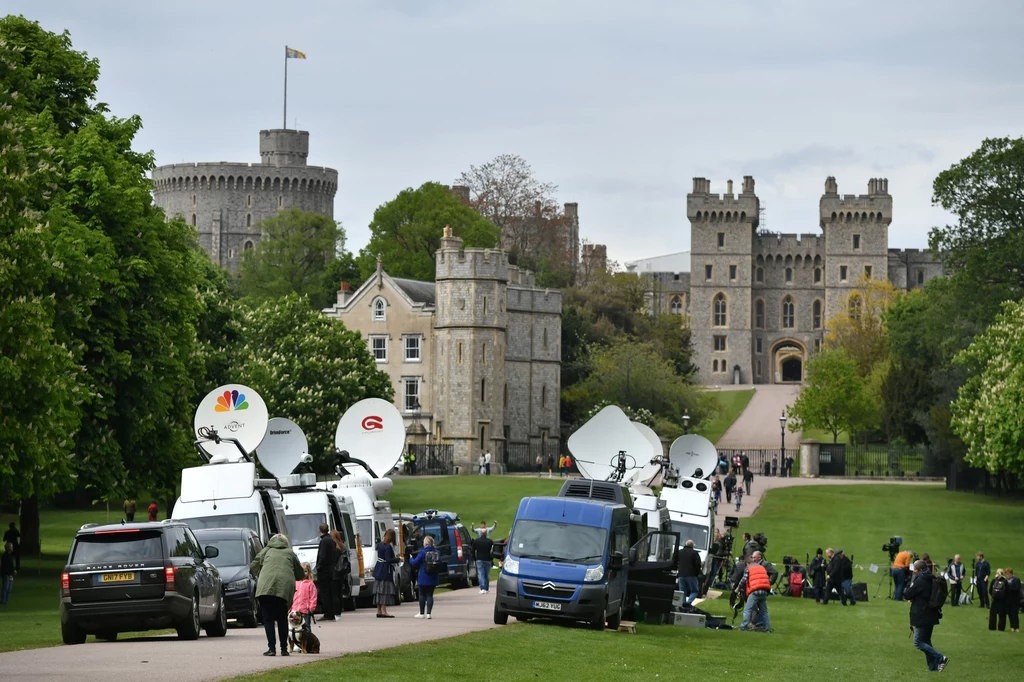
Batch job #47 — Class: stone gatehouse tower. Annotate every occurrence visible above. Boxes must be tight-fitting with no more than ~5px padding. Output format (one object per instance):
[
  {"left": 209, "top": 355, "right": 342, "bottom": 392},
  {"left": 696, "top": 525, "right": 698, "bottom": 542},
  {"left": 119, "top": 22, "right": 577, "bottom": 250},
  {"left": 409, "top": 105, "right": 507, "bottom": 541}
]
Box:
[
  {"left": 686, "top": 176, "right": 942, "bottom": 385},
  {"left": 152, "top": 129, "right": 338, "bottom": 272}
]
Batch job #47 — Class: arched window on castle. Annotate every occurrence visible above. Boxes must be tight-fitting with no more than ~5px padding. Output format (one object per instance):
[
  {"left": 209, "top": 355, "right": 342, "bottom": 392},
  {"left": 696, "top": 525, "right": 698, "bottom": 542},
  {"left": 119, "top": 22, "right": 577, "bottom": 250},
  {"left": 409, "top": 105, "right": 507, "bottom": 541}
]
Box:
[
  {"left": 812, "top": 300, "right": 822, "bottom": 329},
  {"left": 756, "top": 267, "right": 764, "bottom": 283},
  {"left": 373, "top": 297, "right": 386, "bottom": 321},
  {"left": 814, "top": 267, "right": 822, "bottom": 284},
  {"left": 782, "top": 296, "right": 795, "bottom": 329},
  {"left": 670, "top": 296, "right": 683, "bottom": 315},
  {"left": 243, "top": 240, "right": 254, "bottom": 251},
  {"left": 785, "top": 267, "right": 793, "bottom": 283},
  {"left": 713, "top": 293, "right": 728, "bottom": 327},
  {"left": 755, "top": 299, "right": 765, "bottom": 329},
  {"left": 246, "top": 214, "right": 252, "bottom": 228},
  {"left": 848, "top": 293, "right": 862, "bottom": 320}
]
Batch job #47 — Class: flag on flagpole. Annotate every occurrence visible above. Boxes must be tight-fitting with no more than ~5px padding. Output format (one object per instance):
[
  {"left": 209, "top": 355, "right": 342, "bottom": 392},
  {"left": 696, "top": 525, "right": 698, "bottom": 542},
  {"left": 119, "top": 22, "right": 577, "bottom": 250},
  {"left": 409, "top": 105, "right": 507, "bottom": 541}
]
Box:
[{"left": 286, "top": 47, "right": 306, "bottom": 59}]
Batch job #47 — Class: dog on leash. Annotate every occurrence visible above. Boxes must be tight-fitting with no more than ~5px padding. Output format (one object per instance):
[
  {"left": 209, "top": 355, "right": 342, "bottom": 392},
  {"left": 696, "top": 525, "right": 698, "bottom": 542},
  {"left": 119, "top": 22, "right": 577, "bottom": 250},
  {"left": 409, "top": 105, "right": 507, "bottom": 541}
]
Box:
[{"left": 287, "top": 610, "right": 321, "bottom": 654}]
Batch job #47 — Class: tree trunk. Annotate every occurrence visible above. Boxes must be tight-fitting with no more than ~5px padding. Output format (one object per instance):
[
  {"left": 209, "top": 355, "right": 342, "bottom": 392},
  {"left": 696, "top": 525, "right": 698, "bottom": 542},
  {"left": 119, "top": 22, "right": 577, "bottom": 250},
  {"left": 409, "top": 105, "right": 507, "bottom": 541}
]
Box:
[{"left": 21, "top": 494, "right": 41, "bottom": 556}]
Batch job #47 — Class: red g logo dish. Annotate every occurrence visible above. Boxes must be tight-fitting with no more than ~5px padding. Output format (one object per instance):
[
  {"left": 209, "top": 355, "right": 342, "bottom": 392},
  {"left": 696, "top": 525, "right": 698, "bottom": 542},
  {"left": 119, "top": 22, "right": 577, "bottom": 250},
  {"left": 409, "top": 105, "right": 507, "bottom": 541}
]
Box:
[{"left": 361, "top": 415, "right": 384, "bottom": 431}]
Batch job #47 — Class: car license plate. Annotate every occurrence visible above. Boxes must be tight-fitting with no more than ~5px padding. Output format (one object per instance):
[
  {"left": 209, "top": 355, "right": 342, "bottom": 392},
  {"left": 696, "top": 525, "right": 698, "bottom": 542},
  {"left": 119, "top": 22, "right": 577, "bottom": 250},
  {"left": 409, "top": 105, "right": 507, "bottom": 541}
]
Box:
[
  {"left": 99, "top": 572, "right": 135, "bottom": 583},
  {"left": 533, "top": 600, "right": 562, "bottom": 611}
]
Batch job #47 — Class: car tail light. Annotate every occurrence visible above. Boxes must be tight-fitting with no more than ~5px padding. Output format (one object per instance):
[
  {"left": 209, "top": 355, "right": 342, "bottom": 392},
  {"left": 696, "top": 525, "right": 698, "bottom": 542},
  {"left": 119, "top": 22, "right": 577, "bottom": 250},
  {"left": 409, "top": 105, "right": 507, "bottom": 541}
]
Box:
[
  {"left": 61, "top": 572, "right": 70, "bottom": 597},
  {"left": 164, "top": 565, "right": 178, "bottom": 591},
  {"left": 455, "top": 531, "right": 464, "bottom": 561}
]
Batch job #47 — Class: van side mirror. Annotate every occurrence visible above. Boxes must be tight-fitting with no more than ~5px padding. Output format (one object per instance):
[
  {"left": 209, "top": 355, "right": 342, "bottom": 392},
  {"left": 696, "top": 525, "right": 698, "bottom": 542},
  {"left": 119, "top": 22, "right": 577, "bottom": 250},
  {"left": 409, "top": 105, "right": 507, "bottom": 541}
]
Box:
[
  {"left": 628, "top": 547, "right": 638, "bottom": 565},
  {"left": 609, "top": 552, "right": 624, "bottom": 571},
  {"left": 204, "top": 546, "right": 219, "bottom": 559}
]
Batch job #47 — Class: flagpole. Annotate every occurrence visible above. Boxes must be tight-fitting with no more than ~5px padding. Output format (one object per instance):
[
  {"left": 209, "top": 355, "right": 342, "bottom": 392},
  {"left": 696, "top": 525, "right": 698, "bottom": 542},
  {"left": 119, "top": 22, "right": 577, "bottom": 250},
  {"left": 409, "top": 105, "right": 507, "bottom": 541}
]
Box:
[{"left": 283, "top": 46, "right": 288, "bottom": 129}]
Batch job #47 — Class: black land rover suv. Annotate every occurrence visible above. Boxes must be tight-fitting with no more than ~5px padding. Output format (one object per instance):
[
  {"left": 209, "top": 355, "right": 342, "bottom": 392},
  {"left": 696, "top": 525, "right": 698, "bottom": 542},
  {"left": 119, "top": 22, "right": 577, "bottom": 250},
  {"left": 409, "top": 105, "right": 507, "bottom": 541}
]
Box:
[{"left": 60, "top": 521, "right": 227, "bottom": 644}]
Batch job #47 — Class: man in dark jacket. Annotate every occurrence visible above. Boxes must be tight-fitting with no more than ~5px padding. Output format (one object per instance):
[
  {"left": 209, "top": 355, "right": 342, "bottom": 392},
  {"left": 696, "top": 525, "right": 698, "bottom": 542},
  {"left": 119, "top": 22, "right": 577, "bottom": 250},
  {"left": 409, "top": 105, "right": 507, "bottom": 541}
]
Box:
[
  {"left": 470, "top": 529, "right": 494, "bottom": 594},
  {"left": 837, "top": 549, "right": 856, "bottom": 605},
  {"left": 904, "top": 559, "right": 949, "bottom": 672},
  {"left": 736, "top": 551, "right": 778, "bottom": 631},
  {"left": 724, "top": 473, "right": 736, "bottom": 504},
  {"left": 809, "top": 548, "right": 827, "bottom": 603},
  {"left": 315, "top": 523, "right": 336, "bottom": 621},
  {"left": 975, "top": 552, "right": 991, "bottom": 608},
  {"left": 677, "top": 539, "right": 702, "bottom": 605}
]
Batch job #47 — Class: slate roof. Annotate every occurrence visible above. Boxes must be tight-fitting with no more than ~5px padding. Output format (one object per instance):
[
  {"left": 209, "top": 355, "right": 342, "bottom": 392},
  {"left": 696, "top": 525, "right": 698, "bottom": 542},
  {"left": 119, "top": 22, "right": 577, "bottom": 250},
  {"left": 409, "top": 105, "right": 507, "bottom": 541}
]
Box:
[{"left": 392, "top": 277, "right": 436, "bottom": 306}]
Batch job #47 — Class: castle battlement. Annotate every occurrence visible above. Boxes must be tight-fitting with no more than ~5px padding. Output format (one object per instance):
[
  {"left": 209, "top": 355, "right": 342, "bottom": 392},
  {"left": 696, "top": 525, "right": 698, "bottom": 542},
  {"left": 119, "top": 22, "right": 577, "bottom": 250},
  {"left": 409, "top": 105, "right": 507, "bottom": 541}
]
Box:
[
  {"left": 820, "top": 176, "right": 892, "bottom": 226},
  {"left": 436, "top": 233, "right": 509, "bottom": 282},
  {"left": 686, "top": 176, "right": 759, "bottom": 226}
]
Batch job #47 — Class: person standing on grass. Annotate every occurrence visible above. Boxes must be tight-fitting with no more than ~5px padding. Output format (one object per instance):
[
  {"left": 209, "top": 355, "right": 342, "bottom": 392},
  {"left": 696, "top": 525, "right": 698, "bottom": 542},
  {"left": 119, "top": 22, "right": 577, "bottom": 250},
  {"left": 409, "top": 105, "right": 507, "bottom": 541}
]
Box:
[
  {"left": 478, "top": 453, "right": 486, "bottom": 476},
  {"left": 147, "top": 501, "right": 158, "bottom": 522},
  {"left": 892, "top": 547, "right": 913, "bottom": 601},
  {"left": 948, "top": 555, "right": 966, "bottom": 607},
  {"left": 810, "top": 548, "right": 827, "bottom": 603},
  {"left": 123, "top": 499, "right": 136, "bottom": 523},
  {"left": 822, "top": 548, "right": 839, "bottom": 604},
  {"left": 736, "top": 550, "right": 777, "bottom": 631},
  {"left": 315, "top": 523, "right": 336, "bottom": 621},
  {"left": 976, "top": 552, "right": 991, "bottom": 609},
  {"left": 734, "top": 485, "right": 743, "bottom": 512},
  {"left": 1, "top": 542, "right": 15, "bottom": 605},
  {"left": 677, "top": 539, "right": 702, "bottom": 605},
  {"left": 535, "top": 454, "right": 542, "bottom": 476},
  {"left": 484, "top": 450, "right": 492, "bottom": 476},
  {"left": 409, "top": 536, "right": 441, "bottom": 619},
  {"left": 547, "top": 453, "right": 554, "bottom": 478},
  {"left": 905, "top": 559, "right": 949, "bottom": 672},
  {"left": 3, "top": 523, "right": 20, "bottom": 572},
  {"left": 836, "top": 549, "right": 856, "bottom": 605},
  {"left": 742, "top": 467, "right": 753, "bottom": 495},
  {"left": 471, "top": 528, "right": 494, "bottom": 594},
  {"left": 1005, "top": 567, "right": 1021, "bottom": 632},
  {"left": 251, "top": 534, "right": 304, "bottom": 657},
  {"left": 989, "top": 568, "right": 1010, "bottom": 631}
]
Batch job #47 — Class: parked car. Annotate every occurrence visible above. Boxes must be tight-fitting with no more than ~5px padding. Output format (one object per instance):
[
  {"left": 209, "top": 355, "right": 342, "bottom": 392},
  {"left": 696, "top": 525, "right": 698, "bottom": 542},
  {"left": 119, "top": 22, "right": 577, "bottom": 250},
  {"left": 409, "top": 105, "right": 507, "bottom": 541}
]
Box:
[
  {"left": 191, "top": 527, "right": 263, "bottom": 627},
  {"left": 405, "top": 510, "right": 478, "bottom": 589},
  {"left": 60, "top": 521, "right": 227, "bottom": 644}
]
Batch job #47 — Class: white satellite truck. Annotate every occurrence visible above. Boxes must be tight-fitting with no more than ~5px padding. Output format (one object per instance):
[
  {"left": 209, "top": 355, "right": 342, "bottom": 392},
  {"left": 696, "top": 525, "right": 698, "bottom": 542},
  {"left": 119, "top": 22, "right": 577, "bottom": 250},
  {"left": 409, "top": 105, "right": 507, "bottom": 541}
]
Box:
[
  {"left": 660, "top": 434, "right": 719, "bottom": 567},
  {"left": 172, "top": 385, "right": 290, "bottom": 544},
  {"left": 316, "top": 398, "right": 407, "bottom": 606},
  {"left": 258, "top": 417, "right": 361, "bottom": 611}
]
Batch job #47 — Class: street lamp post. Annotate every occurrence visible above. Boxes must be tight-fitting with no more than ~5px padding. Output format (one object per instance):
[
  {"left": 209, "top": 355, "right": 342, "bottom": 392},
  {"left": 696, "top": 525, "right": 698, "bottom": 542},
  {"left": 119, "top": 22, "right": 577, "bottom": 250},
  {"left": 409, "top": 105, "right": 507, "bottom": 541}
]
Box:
[
  {"left": 779, "top": 410, "right": 788, "bottom": 453},
  {"left": 682, "top": 409, "right": 690, "bottom": 434}
]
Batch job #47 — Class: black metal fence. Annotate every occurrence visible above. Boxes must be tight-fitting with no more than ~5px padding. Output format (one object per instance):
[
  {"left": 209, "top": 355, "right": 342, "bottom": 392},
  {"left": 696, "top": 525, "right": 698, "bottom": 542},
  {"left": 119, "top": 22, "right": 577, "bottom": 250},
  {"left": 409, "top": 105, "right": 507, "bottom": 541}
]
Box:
[
  {"left": 812, "top": 443, "right": 938, "bottom": 477},
  {"left": 404, "top": 443, "right": 454, "bottom": 476},
  {"left": 503, "top": 442, "right": 564, "bottom": 473},
  {"left": 947, "top": 465, "right": 1023, "bottom": 496},
  {"left": 717, "top": 448, "right": 801, "bottom": 477}
]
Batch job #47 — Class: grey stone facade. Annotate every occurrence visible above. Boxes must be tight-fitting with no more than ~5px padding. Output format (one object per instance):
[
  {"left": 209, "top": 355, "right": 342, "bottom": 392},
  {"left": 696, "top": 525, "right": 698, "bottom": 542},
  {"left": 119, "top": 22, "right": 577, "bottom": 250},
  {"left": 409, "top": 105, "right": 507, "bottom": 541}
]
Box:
[
  {"left": 152, "top": 129, "right": 338, "bottom": 273},
  {"left": 675, "top": 176, "right": 943, "bottom": 385}
]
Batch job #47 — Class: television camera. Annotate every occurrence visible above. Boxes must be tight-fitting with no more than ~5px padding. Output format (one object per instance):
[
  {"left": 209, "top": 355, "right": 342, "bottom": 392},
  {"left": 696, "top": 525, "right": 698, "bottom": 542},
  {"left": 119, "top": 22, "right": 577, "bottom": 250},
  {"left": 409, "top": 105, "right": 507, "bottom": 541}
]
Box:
[{"left": 882, "top": 536, "right": 903, "bottom": 562}]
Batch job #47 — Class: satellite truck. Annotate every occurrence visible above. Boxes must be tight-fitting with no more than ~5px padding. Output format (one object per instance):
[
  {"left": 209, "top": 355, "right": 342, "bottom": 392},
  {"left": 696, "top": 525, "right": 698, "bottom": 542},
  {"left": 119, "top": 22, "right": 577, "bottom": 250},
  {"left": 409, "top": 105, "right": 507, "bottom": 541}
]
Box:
[
  {"left": 316, "top": 398, "right": 407, "bottom": 607},
  {"left": 172, "top": 384, "right": 290, "bottom": 545}
]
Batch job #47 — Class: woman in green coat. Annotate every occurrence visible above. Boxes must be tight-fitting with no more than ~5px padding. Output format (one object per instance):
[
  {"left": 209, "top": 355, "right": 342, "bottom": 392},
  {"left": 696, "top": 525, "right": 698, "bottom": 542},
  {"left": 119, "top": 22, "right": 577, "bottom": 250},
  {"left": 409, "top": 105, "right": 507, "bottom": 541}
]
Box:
[{"left": 251, "top": 534, "right": 304, "bottom": 656}]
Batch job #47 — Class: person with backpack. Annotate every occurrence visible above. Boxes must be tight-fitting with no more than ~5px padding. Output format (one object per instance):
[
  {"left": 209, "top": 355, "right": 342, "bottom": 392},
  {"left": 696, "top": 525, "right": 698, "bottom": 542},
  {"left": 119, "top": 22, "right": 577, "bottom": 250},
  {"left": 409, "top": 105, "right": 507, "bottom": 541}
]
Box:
[
  {"left": 471, "top": 528, "right": 494, "bottom": 594},
  {"left": 989, "top": 568, "right": 1010, "bottom": 631},
  {"left": 329, "top": 530, "right": 350, "bottom": 618},
  {"left": 904, "top": 559, "right": 949, "bottom": 672},
  {"left": 1005, "top": 567, "right": 1021, "bottom": 632},
  {"left": 409, "top": 536, "right": 442, "bottom": 619}
]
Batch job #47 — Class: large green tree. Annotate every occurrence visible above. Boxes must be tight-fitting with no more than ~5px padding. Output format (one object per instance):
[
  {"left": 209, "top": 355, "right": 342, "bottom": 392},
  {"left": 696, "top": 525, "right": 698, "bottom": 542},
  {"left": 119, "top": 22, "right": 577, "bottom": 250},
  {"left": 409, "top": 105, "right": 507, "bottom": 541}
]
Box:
[
  {"left": 787, "top": 348, "right": 873, "bottom": 443},
  {"left": 357, "top": 182, "right": 500, "bottom": 282},
  {"left": 234, "top": 295, "right": 394, "bottom": 470},
  {"left": 237, "top": 208, "right": 342, "bottom": 309},
  {"left": 950, "top": 299, "right": 1024, "bottom": 474}
]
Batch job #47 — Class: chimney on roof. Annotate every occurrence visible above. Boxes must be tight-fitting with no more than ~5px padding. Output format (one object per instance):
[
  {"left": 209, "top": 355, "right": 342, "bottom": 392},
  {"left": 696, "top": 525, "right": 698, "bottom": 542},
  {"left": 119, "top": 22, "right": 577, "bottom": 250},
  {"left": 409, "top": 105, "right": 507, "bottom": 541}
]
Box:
[{"left": 337, "top": 281, "right": 353, "bottom": 307}]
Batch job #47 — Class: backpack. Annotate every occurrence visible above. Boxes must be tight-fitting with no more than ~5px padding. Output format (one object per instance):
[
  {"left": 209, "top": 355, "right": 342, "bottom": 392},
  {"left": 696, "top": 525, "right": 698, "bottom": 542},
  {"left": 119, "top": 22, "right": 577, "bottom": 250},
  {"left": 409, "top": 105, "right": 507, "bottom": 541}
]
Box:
[
  {"left": 334, "top": 552, "right": 351, "bottom": 579},
  {"left": 992, "top": 577, "right": 1007, "bottom": 597},
  {"left": 929, "top": 575, "right": 947, "bottom": 618},
  {"left": 424, "top": 547, "right": 444, "bottom": 576}
]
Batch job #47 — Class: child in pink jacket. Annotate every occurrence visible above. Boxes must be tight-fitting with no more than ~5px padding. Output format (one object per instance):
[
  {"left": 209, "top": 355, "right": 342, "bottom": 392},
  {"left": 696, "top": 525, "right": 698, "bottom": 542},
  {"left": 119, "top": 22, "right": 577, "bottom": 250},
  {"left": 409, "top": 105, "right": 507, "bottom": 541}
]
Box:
[{"left": 292, "top": 562, "right": 318, "bottom": 632}]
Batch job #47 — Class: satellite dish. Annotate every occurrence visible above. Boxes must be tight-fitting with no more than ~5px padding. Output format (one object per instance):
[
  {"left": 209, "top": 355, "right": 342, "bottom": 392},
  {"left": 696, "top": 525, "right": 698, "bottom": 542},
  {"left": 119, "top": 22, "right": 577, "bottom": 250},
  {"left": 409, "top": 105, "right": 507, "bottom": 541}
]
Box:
[
  {"left": 258, "top": 418, "right": 309, "bottom": 480},
  {"left": 668, "top": 434, "right": 718, "bottom": 480},
  {"left": 335, "top": 398, "right": 405, "bottom": 477},
  {"left": 629, "top": 421, "right": 663, "bottom": 486},
  {"left": 567, "top": 406, "right": 651, "bottom": 481},
  {"left": 194, "top": 384, "right": 269, "bottom": 463}
]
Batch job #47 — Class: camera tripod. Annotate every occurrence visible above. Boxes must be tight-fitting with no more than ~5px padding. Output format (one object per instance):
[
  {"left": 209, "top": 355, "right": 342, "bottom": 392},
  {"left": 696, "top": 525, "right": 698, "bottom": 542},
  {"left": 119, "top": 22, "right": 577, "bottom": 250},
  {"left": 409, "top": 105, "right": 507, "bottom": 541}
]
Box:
[{"left": 874, "top": 553, "right": 897, "bottom": 600}]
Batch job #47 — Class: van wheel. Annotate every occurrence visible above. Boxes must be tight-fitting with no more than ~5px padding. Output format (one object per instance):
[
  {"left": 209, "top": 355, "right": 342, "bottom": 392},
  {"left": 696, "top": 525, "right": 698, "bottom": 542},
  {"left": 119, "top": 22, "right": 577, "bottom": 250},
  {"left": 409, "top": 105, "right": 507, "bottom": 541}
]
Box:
[
  {"left": 493, "top": 603, "right": 509, "bottom": 625},
  {"left": 205, "top": 593, "right": 228, "bottom": 637},
  {"left": 343, "top": 596, "right": 357, "bottom": 612},
  {"left": 470, "top": 564, "right": 480, "bottom": 587},
  {"left": 402, "top": 581, "right": 415, "bottom": 602},
  {"left": 96, "top": 630, "right": 118, "bottom": 642},
  {"left": 177, "top": 595, "right": 201, "bottom": 640},
  {"left": 589, "top": 611, "right": 606, "bottom": 631},
  {"left": 240, "top": 595, "right": 260, "bottom": 628},
  {"left": 61, "top": 621, "right": 87, "bottom": 645},
  {"left": 606, "top": 604, "right": 622, "bottom": 631}
]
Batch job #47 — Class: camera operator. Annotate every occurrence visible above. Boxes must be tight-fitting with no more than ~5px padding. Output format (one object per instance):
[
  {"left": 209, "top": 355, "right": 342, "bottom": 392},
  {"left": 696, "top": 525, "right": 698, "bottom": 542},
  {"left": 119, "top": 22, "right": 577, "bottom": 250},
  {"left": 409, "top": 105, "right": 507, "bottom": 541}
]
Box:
[
  {"left": 735, "top": 550, "right": 778, "bottom": 632},
  {"left": 809, "top": 548, "right": 827, "bottom": 604},
  {"left": 904, "top": 559, "right": 949, "bottom": 672},
  {"left": 948, "top": 555, "right": 965, "bottom": 607},
  {"left": 892, "top": 547, "right": 913, "bottom": 601},
  {"left": 741, "top": 533, "right": 759, "bottom": 561},
  {"left": 975, "top": 552, "right": 991, "bottom": 609}
]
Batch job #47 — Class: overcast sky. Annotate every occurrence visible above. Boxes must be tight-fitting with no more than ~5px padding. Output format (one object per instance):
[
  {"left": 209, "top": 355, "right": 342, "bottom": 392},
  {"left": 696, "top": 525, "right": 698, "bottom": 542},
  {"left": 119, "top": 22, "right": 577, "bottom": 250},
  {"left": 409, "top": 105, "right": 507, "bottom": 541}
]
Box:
[{"left": 10, "top": 1, "right": 1023, "bottom": 264}]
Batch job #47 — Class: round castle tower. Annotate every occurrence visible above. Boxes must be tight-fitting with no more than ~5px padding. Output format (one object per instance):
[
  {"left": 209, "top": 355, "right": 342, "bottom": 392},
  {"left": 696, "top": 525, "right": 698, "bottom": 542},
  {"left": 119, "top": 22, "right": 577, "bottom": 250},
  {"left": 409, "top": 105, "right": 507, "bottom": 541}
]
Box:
[{"left": 152, "top": 129, "right": 338, "bottom": 273}]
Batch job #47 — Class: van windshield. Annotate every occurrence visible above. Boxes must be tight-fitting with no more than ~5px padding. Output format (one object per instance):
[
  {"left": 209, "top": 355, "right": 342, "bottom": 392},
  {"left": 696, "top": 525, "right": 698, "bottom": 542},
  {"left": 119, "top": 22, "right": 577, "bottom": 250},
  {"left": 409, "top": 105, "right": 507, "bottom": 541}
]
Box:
[
  {"left": 287, "top": 513, "right": 326, "bottom": 547},
  {"left": 180, "top": 513, "right": 259, "bottom": 535},
  {"left": 358, "top": 519, "right": 373, "bottom": 547},
  {"left": 671, "top": 520, "right": 709, "bottom": 551},
  {"left": 508, "top": 520, "right": 607, "bottom": 564}
]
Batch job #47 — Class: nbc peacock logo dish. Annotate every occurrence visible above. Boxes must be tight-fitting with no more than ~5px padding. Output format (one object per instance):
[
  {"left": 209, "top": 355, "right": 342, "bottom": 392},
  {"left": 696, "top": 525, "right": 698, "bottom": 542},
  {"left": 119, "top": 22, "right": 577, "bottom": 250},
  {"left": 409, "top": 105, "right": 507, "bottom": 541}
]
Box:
[{"left": 215, "top": 389, "right": 249, "bottom": 412}]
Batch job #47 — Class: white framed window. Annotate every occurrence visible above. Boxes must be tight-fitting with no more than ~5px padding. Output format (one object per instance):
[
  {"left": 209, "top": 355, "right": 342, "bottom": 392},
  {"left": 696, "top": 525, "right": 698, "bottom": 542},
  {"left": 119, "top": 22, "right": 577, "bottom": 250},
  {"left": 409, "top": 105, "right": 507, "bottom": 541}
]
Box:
[
  {"left": 372, "top": 297, "right": 386, "bottom": 321},
  {"left": 370, "top": 335, "right": 388, "bottom": 363},
  {"left": 404, "top": 335, "right": 421, "bottom": 362},
  {"left": 403, "top": 376, "right": 421, "bottom": 413},
  {"left": 670, "top": 296, "right": 683, "bottom": 314},
  {"left": 713, "top": 335, "right": 727, "bottom": 352}
]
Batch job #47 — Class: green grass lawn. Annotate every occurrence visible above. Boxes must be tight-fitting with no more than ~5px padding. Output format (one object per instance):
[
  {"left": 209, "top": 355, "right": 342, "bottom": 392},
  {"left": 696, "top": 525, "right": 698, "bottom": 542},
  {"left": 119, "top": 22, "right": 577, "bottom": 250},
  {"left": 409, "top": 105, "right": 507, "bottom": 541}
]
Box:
[
  {"left": 699, "top": 388, "right": 755, "bottom": 444},
  {"left": 228, "top": 482, "right": 1024, "bottom": 682}
]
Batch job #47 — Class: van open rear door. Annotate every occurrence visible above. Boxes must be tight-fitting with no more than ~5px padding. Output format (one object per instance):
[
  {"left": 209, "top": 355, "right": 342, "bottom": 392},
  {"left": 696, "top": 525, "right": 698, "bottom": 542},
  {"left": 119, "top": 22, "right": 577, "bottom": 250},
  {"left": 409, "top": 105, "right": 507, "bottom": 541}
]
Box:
[{"left": 626, "top": 531, "right": 680, "bottom": 620}]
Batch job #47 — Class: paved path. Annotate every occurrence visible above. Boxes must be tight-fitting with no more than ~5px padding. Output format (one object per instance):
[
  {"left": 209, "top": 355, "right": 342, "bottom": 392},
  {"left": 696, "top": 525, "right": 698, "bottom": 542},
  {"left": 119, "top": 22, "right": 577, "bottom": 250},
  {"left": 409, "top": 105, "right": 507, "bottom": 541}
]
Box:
[
  {"left": 0, "top": 588, "right": 497, "bottom": 682},
  {"left": 715, "top": 384, "right": 802, "bottom": 448}
]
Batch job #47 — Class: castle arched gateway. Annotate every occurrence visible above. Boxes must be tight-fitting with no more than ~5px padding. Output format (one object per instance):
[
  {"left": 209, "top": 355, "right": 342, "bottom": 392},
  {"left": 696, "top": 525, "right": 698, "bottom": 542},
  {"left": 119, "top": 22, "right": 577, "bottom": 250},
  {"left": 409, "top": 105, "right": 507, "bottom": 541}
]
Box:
[{"left": 770, "top": 339, "right": 806, "bottom": 384}]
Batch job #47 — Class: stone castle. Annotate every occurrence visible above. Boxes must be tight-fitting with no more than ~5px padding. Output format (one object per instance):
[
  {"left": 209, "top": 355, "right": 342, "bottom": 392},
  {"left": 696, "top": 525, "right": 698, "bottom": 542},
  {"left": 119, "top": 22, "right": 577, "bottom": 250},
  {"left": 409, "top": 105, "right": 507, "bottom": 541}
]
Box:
[
  {"left": 152, "top": 129, "right": 337, "bottom": 272},
  {"left": 633, "top": 176, "right": 943, "bottom": 385},
  {"left": 323, "top": 227, "right": 562, "bottom": 472}
]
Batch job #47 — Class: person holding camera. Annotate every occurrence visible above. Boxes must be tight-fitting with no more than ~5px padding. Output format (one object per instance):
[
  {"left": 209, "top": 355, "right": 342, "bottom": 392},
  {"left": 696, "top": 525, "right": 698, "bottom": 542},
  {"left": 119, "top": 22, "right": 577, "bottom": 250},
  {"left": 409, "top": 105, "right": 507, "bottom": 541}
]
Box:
[
  {"left": 975, "top": 552, "right": 991, "bottom": 609},
  {"left": 948, "top": 555, "right": 966, "bottom": 607},
  {"left": 904, "top": 559, "right": 949, "bottom": 672},
  {"left": 892, "top": 547, "right": 913, "bottom": 601},
  {"left": 736, "top": 550, "right": 778, "bottom": 632},
  {"left": 810, "top": 548, "right": 827, "bottom": 604}
]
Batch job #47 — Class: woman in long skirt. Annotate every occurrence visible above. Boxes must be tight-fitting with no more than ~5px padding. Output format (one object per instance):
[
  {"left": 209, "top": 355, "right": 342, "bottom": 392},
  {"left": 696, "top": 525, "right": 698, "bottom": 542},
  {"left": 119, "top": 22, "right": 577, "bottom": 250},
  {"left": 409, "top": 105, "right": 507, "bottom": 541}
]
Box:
[{"left": 374, "top": 529, "right": 399, "bottom": 618}]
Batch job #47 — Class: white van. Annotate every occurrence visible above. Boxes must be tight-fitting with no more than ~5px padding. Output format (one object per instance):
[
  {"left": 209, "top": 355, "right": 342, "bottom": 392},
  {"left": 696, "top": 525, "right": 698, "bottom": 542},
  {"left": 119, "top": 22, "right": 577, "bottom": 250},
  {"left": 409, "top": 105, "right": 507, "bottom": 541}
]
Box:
[
  {"left": 659, "top": 478, "right": 715, "bottom": 564},
  {"left": 318, "top": 476, "right": 397, "bottom": 606},
  {"left": 172, "top": 461, "right": 289, "bottom": 546}
]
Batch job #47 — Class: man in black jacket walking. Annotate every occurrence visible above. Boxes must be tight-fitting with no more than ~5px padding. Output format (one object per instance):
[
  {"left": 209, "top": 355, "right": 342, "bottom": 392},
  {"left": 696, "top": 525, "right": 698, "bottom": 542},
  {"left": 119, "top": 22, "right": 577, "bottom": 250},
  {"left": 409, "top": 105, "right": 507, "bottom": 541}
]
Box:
[
  {"left": 975, "top": 552, "right": 990, "bottom": 608},
  {"left": 677, "top": 539, "right": 703, "bottom": 605},
  {"left": 315, "top": 523, "right": 336, "bottom": 621},
  {"left": 904, "top": 559, "right": 949, "bottom": 672}
]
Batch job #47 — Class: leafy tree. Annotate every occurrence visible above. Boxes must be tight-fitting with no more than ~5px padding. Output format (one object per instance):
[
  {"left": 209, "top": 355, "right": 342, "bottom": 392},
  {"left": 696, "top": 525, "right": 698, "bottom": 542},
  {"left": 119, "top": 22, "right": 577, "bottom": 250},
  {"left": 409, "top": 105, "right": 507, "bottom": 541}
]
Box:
[
  {"left": 234, "top": 295, "right": 394, "bottom": 470},
  {"left": 787, "top": 348, "right": 872, "bottom": 443},
  {"left": 950, "top": 299, "right": 1024, "bottom": 474},
  {"left": 194, "top": 254, "right": 244, "bottom": 389},
  {"left": 824, "top": 275, "right": 900, "bottom": 378},
  {"left": 356, "top": 182, "right": 500, "bottom": 282},
  {"left": 318, "top": 250, "right": 362, "bottom": 309},
  {"left": 237, "top": 208, "right": 342, "bottom": 309}
]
